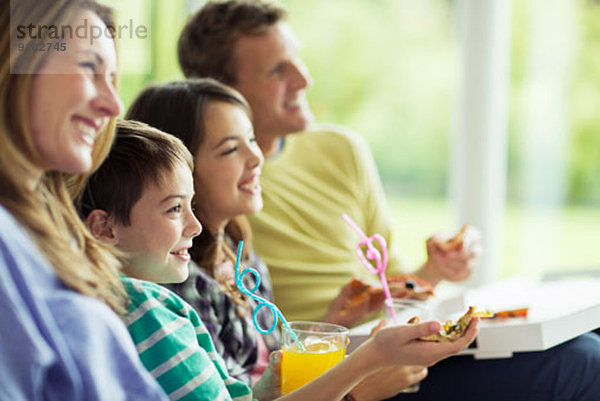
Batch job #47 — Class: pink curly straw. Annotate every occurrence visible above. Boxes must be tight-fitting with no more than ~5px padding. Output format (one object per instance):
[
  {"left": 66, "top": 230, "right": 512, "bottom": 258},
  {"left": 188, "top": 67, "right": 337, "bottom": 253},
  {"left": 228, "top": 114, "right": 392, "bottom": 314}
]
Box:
[{"left": 342, "top": 214, "right": 397, "bottom": 323}]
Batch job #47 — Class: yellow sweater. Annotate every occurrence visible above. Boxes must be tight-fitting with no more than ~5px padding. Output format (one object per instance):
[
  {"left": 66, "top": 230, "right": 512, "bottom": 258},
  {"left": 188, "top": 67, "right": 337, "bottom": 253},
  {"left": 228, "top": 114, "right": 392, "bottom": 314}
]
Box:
[{"left": 248, "top": 126, "right": 405, "bottom": 322}]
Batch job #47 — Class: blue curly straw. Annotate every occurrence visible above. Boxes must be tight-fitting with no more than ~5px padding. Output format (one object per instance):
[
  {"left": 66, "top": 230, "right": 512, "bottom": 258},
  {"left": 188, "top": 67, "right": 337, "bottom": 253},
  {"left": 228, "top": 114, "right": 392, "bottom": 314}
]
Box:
[{"left": 234, "top": 241, "right": 304, "bottom": 351}]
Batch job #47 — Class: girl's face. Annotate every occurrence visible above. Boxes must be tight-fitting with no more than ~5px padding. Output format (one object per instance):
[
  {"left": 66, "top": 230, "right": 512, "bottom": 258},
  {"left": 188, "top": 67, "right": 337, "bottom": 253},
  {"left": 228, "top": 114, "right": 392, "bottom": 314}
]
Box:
[
  {"left": 29, "top": 9, "right": 122, "bottom": 175},
  {"left": 113, "top": 162, "right": 202, "bottom": 284},
  {"left": 193, "top": 101, "right": 264, "bottom": 230}
]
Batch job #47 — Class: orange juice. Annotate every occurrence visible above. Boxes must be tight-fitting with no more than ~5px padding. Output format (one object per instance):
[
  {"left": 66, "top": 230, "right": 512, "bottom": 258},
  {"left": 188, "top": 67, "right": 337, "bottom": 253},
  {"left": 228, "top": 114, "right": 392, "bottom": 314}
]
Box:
[{"left": 281, "top": 341, "right": 346, "bottom": 394}]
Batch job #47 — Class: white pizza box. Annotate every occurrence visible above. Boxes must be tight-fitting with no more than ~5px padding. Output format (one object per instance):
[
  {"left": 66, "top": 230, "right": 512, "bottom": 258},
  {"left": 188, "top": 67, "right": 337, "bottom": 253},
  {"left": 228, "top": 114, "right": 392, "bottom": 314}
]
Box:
[
  {"left": 348, "top": 277, "right": 600, "bottom": 359},
  {"left": 459, "top": 277, "right": 600, "bottom": 359}
]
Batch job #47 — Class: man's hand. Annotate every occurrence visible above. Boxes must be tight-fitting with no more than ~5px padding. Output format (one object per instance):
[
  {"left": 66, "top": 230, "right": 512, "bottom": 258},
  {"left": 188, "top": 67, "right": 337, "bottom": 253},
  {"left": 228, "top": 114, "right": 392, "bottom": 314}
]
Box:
[
  {"left": 347, "top": 365, "right": 427, "bottom": 401},
  {"left": 322, "top": 278, "right": 383, "bottom": 328},
  {"left": 419, "top": 225, "right": 482, "bottom": 286}
]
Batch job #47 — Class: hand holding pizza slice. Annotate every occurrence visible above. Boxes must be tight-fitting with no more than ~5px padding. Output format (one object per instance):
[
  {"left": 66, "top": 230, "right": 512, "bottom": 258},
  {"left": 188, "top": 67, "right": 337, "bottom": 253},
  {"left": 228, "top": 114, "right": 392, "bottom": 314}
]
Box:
[
  {"left": 325, "top": 272, "right": 437, "bottom": 327},
  {"left": 323, "top": 278, "right": 386, "bottom": 327},
  {"left": 422, "top": 224, "right": 482, "bottom": 284},
  {"left": 436, "top": 224, "right": 469, "bottom": 252},
  {"left": 408, "top": 306, "right": 492, "bottom": 342}
]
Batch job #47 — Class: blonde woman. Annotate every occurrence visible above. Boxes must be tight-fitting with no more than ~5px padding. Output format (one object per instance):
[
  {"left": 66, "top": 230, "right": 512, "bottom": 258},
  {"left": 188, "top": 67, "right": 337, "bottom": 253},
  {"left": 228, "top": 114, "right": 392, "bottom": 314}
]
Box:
[{"left": 0, "top": 1, "right": 167, "bottom": 399}]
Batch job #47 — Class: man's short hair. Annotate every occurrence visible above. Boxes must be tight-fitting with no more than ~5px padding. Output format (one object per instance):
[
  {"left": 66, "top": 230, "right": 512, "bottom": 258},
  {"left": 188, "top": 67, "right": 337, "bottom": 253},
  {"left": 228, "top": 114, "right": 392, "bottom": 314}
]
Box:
[
  {"left": 178, "top": 0, "right": 286, "bottom": 83},
  {"left": 79, "top": 120, "right": 194, "bottom": 225}
]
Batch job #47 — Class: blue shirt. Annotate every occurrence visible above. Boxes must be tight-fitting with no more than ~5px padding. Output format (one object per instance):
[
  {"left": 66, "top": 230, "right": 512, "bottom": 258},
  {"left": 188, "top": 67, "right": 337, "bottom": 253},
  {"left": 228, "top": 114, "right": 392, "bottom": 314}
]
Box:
[{"left": 0, "top": 205, "right": 168, "bottom": 401}]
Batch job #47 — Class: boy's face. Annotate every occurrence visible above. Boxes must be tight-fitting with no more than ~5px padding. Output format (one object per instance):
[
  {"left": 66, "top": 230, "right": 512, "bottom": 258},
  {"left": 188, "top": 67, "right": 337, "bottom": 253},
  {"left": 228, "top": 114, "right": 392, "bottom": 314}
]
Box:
[{"left": 113, "top": 162, "right": 202, "bottom": 283}]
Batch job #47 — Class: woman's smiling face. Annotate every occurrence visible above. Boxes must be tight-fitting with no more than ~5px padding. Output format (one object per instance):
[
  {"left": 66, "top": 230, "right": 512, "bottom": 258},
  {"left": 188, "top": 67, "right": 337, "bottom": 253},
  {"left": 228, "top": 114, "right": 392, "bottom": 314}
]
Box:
[{"left": 29, "top": 9, "right": 122, "bottom": 175}]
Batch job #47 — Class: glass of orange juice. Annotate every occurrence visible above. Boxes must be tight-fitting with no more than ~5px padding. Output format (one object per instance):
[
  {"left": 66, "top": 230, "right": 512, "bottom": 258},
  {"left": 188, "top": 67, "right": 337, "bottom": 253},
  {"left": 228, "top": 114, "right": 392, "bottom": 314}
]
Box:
[{"left": 281, "top": 321, "right": 349, "bottom": 394}]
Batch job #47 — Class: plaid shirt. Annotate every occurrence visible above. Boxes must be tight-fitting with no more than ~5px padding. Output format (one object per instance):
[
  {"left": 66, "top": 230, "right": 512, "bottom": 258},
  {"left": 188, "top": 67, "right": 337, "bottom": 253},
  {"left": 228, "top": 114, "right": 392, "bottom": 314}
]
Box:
[{"left": 166, "top": 251, "right": 281, "bottom": 386}]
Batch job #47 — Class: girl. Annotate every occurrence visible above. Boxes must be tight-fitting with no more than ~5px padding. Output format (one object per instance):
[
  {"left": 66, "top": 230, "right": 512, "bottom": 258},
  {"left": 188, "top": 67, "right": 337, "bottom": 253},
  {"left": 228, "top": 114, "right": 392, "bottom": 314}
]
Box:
[
  {"left": 0, "top": 1, "right": 167, "bottom": 399},
  {"left": 127, "top": 79, "right": 279, "bottom": 387}
]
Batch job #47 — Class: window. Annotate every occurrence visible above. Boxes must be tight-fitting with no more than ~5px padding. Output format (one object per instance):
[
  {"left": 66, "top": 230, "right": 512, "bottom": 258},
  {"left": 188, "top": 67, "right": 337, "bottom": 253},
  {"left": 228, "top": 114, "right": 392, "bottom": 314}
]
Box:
[
  {"left": 283, "top": 0, "right": 458, "bottom": 270},
  {"left": 504, "top": 0, "right": 600, "bottom": 278},
  {"left": 104, "top": 0, "right": 600, "bottom": 281}
]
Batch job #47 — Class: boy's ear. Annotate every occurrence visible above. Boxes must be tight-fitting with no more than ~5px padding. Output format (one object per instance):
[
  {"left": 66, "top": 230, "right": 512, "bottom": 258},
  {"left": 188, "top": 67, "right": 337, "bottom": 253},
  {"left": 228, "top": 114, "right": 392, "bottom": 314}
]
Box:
[{"left": 86, "top": 210, "right": 119, "bottom": 246}]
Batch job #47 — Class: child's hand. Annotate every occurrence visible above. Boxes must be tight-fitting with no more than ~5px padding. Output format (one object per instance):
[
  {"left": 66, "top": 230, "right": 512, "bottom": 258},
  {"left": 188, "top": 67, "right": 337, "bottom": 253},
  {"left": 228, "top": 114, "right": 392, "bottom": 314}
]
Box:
[
  {"left": 360, "top": 317, "right": 479, "bottom": 368},
  {"left": 348, "top": 365, "right": 428, "bottom": 401},
  {"left": 252, "top": 351, "right": 282, "bottom": 401}
]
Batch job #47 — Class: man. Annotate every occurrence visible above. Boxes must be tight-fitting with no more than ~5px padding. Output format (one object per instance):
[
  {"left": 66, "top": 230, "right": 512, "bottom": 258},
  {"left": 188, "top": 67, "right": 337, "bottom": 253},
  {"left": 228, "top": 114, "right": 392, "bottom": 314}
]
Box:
[
  {"left": 178, "top": 0, "right": 478, "bottom": 327},
  {"left": 175, "top": 2, "right": 600, "bottom": 401}
]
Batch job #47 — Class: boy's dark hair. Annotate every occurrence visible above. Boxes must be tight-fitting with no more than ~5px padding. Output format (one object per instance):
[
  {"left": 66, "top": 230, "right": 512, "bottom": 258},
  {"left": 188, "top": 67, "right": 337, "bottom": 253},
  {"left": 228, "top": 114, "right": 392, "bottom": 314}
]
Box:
[
  {"left": 178, "top": 0, "right": 286, "bottom": 83},
  {"left": 78, "top": 120, "right": 193, "bottom": 225}
]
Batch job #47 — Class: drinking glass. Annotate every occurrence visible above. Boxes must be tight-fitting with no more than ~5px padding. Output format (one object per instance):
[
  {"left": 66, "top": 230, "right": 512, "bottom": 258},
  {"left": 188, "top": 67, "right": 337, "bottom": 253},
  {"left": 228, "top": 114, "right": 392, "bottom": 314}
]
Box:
[
  {"left": 281, "top": 321, "right": 349, "bottom": 394},
  {"left": 384, "top": 298, "right": 430, "bottom": 393}
]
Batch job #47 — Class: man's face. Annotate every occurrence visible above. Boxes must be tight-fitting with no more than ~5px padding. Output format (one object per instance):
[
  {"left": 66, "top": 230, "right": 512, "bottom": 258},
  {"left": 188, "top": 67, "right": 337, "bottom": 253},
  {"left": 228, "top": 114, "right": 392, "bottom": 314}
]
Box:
[{"left": 232, "top": 22, "right": 313, "bottom": 144}]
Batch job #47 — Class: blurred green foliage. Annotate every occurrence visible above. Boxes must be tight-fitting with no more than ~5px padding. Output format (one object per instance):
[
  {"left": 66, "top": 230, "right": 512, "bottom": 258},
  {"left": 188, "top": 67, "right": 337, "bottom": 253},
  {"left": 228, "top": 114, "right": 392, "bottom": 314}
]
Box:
[
  {"left": 104, "top": 0, "right": 189, "bottom": 109},
  {"left": 110, "top": 0, "right": 599, "bottom": 206},
  {"left": 568, "top": 0, "right": 600, "bottom": 204},
  {"left": 283, "top": 0, "right": 457, "bottom": 198},
  {"left": 508, "top": 0, "right": 600, "bottom": 206}
]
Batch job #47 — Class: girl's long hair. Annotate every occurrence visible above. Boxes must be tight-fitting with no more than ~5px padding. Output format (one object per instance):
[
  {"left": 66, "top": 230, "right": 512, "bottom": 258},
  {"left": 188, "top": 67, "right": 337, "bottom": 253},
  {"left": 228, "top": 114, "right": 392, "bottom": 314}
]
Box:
[{"left": 1, "top": 0, "right": 127, "bottom": 313}]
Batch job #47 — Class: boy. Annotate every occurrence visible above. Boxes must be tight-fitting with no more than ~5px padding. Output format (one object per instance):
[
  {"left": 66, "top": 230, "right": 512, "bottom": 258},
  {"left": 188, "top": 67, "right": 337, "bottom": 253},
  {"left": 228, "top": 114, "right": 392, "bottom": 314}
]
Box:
[{"left": 79, "top": 120, "right": 255, "bottom": 401}]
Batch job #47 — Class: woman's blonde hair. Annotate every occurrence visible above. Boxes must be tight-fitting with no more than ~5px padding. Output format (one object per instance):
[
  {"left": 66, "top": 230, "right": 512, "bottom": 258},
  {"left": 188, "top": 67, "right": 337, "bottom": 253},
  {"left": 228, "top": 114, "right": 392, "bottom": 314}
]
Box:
[{"left": 1, "top": 0, "right": 127, "bottom": 313}]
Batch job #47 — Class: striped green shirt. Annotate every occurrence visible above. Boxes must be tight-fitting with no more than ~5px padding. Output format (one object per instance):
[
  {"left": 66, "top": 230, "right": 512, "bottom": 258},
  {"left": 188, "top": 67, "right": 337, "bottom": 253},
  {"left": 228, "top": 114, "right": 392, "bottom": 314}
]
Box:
[{"left": 122, "top": 276, "right": 253, "bottom": 401}]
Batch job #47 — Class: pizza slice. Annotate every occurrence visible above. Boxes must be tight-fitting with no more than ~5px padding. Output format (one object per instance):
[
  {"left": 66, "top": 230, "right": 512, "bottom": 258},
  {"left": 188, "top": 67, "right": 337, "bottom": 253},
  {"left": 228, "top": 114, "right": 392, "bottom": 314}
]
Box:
[
  {"left": 408, "top": 306, "right": 492, "bottom": 342},
  {"left": 345, "top": 278, "right": 372, "bottom": 308},
  {"left": 437, "top": 224, "right": 469, "bottom": 252},
  {"left": 386, "top": 274, "right": 434, "bottom": 301},
  {"left": 489, "top": 307, "right": 529, "bottom": 319},
  {"left": 341, "top": 274, "right": 435, "bottom": 316}
]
